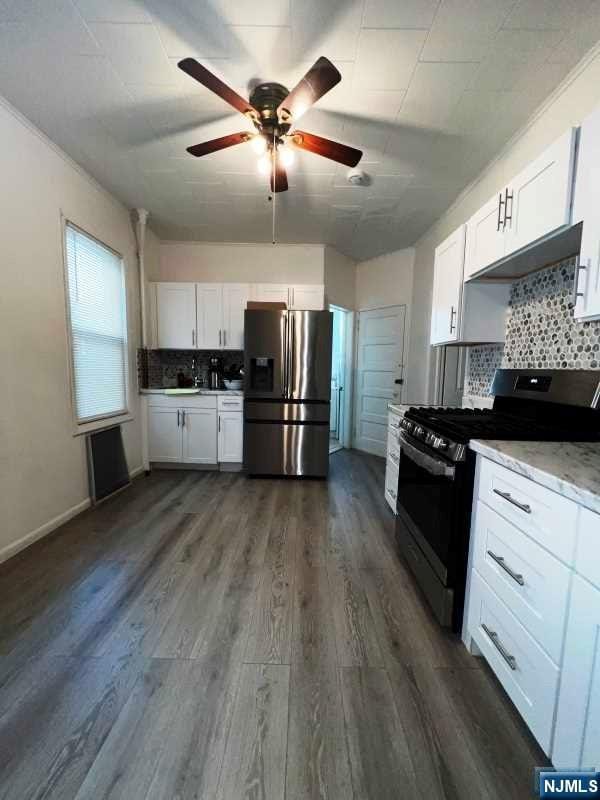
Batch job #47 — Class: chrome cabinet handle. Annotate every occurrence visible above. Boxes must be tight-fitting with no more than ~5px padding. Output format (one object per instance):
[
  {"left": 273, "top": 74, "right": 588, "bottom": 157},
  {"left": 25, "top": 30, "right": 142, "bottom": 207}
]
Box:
[
  {"left": 497, "top": 192, "right": 505, "bottom": 231},
  {"left": 181, "top": 410, "right": 186, "bottom": 427},
  {"left": 219, "top": 329, "right": 222, "bottom": 347},
  {"left": 223, "top": 329, "right": 227, "bottom": 347},
  {"left": 573, "top": 260, "right": 588, "bottom": 305},
  {"left": 449, "top": 305, "right": 457, "bottom": 333},
  {"left": 218, "top": 415, "right": 221, "bottom": 432},
  {"left": 487, "top": 550, "right": 525, "bottom": 586},
  {"left": 482, "top": 623, "right": 517, "bottom": 671},
  {"left": 177, "top": 409, "right": 180, "bottom": 427},
  {"left": 493, "top": 488, "right": 531, "bottom": 514},
  {"left": 192, "top": 329, "right": 195, "bottom": 346},
  {"left": 503, "top": 188, "right": 513, "bottom": 230},
  {"left": 222, "top": 401, "right": 239, "bottom": 405}
]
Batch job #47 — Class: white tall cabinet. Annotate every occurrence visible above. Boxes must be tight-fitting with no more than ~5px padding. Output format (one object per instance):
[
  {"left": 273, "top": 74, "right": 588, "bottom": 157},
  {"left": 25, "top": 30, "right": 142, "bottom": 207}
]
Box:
[{"left": 572, "top": 104, "right": 600, "bottom": 321}]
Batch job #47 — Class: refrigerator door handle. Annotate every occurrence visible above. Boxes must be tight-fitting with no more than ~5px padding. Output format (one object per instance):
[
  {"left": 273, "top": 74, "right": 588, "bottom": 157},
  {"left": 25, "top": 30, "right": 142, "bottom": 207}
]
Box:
[
  {"left": 283, "top": 313, "right": 289, "bottom": 398},
  {"left": 290, "top": 313, "right": 296, "bottom": 399}
]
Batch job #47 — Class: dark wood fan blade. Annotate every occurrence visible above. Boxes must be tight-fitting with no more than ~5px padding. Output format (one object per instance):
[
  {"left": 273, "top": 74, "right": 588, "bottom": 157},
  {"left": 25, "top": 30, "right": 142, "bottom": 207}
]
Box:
[
  {"left": 270, "top": 153, "right": 288, "bottom": 193},
  {"left": 187, "top": 132, "right": 250, "bottom": 157},
  {"left": 277, "top": 57, "right": 341, "bottom": 122},
  {"left": 178, "top": 58, "right": 256, "bottom": 118},
  {"left": 290, "top": 130, "right": 362, "bottom": 167}
]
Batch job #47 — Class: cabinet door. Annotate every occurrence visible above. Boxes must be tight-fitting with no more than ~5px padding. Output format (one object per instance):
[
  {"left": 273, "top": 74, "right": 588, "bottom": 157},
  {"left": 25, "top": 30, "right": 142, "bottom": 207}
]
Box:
[
  {"left": 182, "top": 408, "right": 217, "bottom": 464},
  {"left": 148, "top": 407, "right": 182, "bottom": 462},
  {"left": 155, "top": 283, "right": 197, "bottom": 349},
  {"left": 505, "top": 128, "right": 576, "bottom": 257},
  {"left": 196, "top": 284, "right": 223, "bottom": 349},
  {"left": 573, "top": 107, "right": 600, "bottom": 321},
  {"left": 222, "top": 284, "right": 249, "bottom": 350},
  {"left": 289, "top": 285, "right": 325, "bottom": 310},
  {"left": 553, "top": 575, "right": 600, "bottom": 769},
  {"left": 253, "top": 284, "right": 290, "bottom": 305},
  {"left": 218, "top": 411, "right": 243, "bottom": 462},
  {"left": 430, "top": 225, "right": 465, "bottom": 345},
  {"left": 464, "top": 193, "right": 506, "bottom": 279}
]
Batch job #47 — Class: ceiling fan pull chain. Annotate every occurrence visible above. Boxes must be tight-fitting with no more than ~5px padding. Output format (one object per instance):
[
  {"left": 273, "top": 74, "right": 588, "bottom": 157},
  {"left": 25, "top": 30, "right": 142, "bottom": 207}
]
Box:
[{"left": 272, "top": 131, "right": 276, "bottom": 245}]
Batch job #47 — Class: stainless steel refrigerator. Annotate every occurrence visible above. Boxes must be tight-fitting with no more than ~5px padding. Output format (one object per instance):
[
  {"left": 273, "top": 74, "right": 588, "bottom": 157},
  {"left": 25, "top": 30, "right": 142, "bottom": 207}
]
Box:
[{"left": 244, "top": 309, "right": 333, "bottom": 477}]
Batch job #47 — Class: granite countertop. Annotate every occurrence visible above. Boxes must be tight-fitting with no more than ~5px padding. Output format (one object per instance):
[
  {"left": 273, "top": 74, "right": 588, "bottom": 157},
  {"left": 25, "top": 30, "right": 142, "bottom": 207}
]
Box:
[
  {"left": 140, "top": 388, "right": 244, "bottom": 396},
  {"left": 470, "top": 439, "right": 600, "bottom": 516}
]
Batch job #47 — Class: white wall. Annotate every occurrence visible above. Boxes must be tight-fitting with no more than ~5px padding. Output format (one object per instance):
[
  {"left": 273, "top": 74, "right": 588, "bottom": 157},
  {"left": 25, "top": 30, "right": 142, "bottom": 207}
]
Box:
[
  {"left": 356, "top": 248, "right": 415, "bottom": 311},
  {"left": 324, "top": 246, "right": 356, "bottom": 309},
  {"left": 0, "top": 96, "right": 143, "bottom": 562},
  {"left": 410, "top": 43, "right": 600, "bottom": 405},
  {"left": 155, "top": 242, "right": 325, "bottom": 284}
]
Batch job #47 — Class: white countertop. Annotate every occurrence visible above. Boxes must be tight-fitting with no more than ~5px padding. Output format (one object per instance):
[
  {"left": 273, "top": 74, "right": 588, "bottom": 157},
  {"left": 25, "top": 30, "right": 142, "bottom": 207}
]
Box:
[
  {"left": 470, "top": 439, "right": 600, "bottom": 516},
  {"left": 140, "top": 388, "right": 244, "bottom": 396}
]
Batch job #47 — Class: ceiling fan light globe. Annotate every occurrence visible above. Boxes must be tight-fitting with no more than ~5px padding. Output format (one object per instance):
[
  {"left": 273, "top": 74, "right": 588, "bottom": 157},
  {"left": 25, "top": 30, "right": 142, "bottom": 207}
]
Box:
[
  {"left": 280, "top": 146, "right": 295, "bottom": 168},
  {"left": 257, "top": 153, "right": 271, "bottom": 175},
  {"left": 251, "top": 135, "right": 267, "bottom": 154}
]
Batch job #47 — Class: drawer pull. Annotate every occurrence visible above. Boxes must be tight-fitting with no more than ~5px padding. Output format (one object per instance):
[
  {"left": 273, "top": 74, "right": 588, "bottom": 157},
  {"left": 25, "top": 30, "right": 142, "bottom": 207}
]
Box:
[
  {"left": 493, "top": 488, "right": 531, "bottom": 514},
  {"left": 389, "top": 452, "right": 399, "bottom": 466},
  {"left": 482, "top": 623, "right": 517, "bottom": 670},
  {"left": 487, "top": 550, "right": 525, "bottom": 586}
]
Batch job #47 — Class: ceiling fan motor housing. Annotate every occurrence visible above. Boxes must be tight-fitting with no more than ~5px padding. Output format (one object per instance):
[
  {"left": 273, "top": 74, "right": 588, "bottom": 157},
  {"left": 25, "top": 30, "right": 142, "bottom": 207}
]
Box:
[{"left": 249, "top": 82, "right": 291, "bottom": 137}]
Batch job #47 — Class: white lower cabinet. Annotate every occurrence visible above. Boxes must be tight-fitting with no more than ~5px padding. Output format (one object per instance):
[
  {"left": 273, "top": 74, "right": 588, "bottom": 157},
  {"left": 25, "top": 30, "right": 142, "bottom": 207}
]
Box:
[
  {"left": 148, "top": 407, "right": 182, "bottom": 462},
  {"left": 182, "top": 408, "right": 217, "bottom": 464},
  {"left": 218, "top": 411, "right": 243, "bottom": 463},
  {"left": 553, "top": 575, "right": 600, "bottom": 769},
  {"left": 466, "top": 455, "right": 600, "bottom": 764}
]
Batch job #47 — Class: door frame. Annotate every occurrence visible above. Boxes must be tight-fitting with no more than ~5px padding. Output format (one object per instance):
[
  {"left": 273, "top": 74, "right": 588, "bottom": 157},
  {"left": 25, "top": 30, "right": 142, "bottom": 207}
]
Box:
[
  {"left": 352, "top": 303, "right": 407, "bottom": 453},
  {"left": 329, "top": 304, "right": 355, "bottom": 450}
]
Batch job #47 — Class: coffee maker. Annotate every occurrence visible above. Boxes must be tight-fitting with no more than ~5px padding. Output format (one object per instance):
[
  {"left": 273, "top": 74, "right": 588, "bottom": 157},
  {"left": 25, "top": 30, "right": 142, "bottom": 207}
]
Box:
[{"left": 208, "top": 356, "right": 222, "bottom": 390}]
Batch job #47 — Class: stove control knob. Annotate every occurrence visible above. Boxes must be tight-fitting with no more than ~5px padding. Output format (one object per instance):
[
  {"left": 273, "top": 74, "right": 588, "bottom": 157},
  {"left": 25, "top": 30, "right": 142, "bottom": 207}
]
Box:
[
  {"left": 403, "top": 420, "right": 414, "bottom": 432},
  {"left": 414, "top": 426, "right": 425, "bottom": 439},
  {"left": 433, "top": 437, "right": 448, "bottom": 451}
]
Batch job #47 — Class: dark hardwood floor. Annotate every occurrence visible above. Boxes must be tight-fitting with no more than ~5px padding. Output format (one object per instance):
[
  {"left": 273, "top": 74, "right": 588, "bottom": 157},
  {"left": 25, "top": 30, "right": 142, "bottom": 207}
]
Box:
[{"left": 0, "top": 450, "right": 546, "bottom": 799}]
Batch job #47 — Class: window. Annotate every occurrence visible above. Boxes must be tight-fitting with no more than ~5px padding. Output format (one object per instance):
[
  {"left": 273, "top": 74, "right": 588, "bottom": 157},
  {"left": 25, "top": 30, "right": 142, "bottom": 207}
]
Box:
[{"left": 64, "top": 222, "right": 129, "bottom": 428}]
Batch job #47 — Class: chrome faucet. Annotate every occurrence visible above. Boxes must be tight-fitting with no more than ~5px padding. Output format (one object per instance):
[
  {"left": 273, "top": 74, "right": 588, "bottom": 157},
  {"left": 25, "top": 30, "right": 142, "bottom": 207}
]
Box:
[{"left": 191, "top": 356, "right": 201, "bottom": 387}]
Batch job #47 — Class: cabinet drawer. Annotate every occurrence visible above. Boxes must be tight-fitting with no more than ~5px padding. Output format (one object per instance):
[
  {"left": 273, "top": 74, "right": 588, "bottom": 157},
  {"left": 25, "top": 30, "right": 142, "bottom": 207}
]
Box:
[
  {"left": 478, "top": 457, "right": 578, "bottom": 564},
  {"left": 385, "top": 461, "right": 399, "bottom": 513},
  {"left": 473, "top": 501, "right": 570, "bottom": 663},
  {"left": 147, "top": 394, "right": 217, "bottom": 409},
  {"left": 468, "top": 571, "right": 559, "bottom": 754},
  {"left": 218, "top": 395, "right": 243, "bottom": 412},
  {"left": 575, "top": 507, "right": 600, "bottom": 589}
]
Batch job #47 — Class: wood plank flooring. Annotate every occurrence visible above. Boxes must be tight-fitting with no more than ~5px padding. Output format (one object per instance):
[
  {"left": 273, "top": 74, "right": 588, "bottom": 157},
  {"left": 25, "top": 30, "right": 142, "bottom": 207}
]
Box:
[{"left": 0, "top": 450, "right": 547, "bottom": 799}]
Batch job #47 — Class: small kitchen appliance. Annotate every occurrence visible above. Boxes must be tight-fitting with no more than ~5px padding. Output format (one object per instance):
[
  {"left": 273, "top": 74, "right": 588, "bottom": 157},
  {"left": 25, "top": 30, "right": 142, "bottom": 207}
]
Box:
[{"left": 208, "top": 356, "right": 222, "bottom": 390}]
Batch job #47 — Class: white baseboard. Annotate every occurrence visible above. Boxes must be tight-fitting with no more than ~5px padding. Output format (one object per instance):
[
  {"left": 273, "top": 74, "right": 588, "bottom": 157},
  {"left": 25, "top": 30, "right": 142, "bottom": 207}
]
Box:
[
  {"left": 0, "top": 464, "right": 145, "bottom": 565},
  {"left": 0, "top": 497, "right": 92, "bottom": 565}
]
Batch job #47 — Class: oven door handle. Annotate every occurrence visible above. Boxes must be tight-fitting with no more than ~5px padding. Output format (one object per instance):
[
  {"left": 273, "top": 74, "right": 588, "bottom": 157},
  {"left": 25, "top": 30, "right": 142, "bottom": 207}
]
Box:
[{"left": 399, "top": 433, "right": 456, "bottom": 479}]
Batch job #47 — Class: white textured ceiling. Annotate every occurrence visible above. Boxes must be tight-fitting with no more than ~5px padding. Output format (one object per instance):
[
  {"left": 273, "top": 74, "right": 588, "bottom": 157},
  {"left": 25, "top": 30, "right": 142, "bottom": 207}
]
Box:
[{"left": 1, "top": 0, "right": 599, "bottom": 260}]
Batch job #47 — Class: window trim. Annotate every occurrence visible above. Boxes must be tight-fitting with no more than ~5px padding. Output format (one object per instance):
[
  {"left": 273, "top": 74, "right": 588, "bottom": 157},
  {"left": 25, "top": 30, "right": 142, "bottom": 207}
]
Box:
[{"left": 61, "top": 216, "right": 133, "bottom": 436}]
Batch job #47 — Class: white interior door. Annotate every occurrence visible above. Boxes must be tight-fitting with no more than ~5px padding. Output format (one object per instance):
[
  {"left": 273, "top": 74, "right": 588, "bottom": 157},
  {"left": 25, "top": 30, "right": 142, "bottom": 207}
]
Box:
[
  {"left": 354, "top": 305, "right": 406, "bottom": 457},
  {"left": 155, "top": 283, "right": 197, "bottom": 349}
]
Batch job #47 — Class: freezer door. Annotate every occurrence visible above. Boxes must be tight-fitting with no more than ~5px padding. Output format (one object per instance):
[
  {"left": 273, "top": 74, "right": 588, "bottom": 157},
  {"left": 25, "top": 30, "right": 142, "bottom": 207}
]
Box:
[
  {"left": 244, "top": 310, "right": 287, "bottom": 399},
  {"left": 288, "top": 311, "right": 333, "bottom": 401},
  {"left": 244, "top": 421, "right": 329, "bottom": 477}
]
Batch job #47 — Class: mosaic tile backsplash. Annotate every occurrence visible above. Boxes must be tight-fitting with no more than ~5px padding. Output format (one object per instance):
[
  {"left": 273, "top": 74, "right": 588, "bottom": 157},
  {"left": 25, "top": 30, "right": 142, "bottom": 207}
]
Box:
[
  {"left": 466, "top": 256, "right": 600, "bottom": 398},
  {"left": 138, "top": 349, "right": 244, "bottom": 389}
]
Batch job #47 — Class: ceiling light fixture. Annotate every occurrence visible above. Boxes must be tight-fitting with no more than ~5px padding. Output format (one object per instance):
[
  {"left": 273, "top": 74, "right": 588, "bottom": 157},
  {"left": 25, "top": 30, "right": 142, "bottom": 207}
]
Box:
[
  {"left": 251, "top": 134, "right": 267, "bottom": 154},
  {"left": 279, "top": 145, "right": 295, "bottom": 168},
  {"left": 257, "top": 153, "right": 271, "bottom": 175}
]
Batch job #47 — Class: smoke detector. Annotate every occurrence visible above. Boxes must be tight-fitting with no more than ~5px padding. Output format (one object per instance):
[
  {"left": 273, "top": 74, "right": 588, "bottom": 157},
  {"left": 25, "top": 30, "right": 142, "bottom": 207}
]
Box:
[{"left": 346, "top": 169, "right": 370, "bottom": 186}]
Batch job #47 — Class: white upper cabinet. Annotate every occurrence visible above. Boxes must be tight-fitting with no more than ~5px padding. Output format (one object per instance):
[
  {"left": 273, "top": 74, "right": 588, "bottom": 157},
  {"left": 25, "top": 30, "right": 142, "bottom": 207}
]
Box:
[
  {"left": 431, "top": 226, "right": 465, "bottom": 345},
  {"left": 505, "top": 128, "right": 576, "bottom": 256},
  {"left": 464, "top": 193, "right": 507, "bottom": 280},
  {"left": 196, "top": 283, "right": 223, "bottom": 350},
  {"left": 289, "top": 285, "right": 325, "bottom": 310},
  {"left": 222, "top": 284, "right": 249, "bottom": 350},
  {"left": 155, "top": 283, "right": 197, "bottom": 349},
  {"left": 464, "top": 128, "right": 577, "bottom": 281},
  {"left": 573, "top": 106, "right": 600, "bottom": 321},
  {"left": 253, "top": 284, "right": 290, "bottom": 304}
]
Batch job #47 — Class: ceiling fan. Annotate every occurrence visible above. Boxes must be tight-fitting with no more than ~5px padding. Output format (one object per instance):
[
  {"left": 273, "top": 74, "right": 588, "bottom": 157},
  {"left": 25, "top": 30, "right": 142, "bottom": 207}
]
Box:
[{"left": 178, "top": 56, "right": 363, "bottom": 193}]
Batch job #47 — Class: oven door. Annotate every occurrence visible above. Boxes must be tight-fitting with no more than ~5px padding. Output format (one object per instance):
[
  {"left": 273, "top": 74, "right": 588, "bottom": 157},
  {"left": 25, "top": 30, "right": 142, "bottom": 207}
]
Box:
[{"left": 396, "top": 432, "right": 458, "bottom": 585}]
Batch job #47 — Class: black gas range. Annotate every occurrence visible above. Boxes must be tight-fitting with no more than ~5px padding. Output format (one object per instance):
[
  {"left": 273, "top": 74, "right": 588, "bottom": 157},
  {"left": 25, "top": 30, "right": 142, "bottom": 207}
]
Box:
[{"left": 394, "top": 369, "right": 600, "bottom": 632}]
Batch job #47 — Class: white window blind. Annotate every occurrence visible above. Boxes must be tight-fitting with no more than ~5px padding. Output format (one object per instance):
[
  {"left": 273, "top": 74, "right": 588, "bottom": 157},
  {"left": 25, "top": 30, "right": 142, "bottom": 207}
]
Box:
[{"left": 64, "top": 223, "right": 129, "bottom": 425}]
